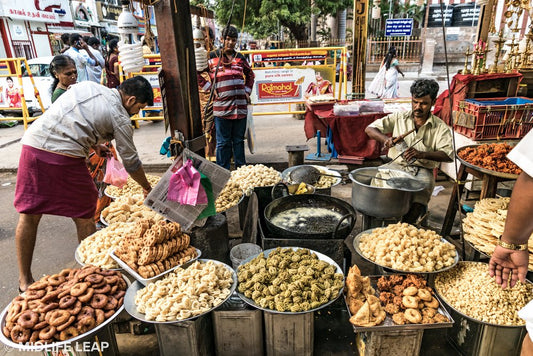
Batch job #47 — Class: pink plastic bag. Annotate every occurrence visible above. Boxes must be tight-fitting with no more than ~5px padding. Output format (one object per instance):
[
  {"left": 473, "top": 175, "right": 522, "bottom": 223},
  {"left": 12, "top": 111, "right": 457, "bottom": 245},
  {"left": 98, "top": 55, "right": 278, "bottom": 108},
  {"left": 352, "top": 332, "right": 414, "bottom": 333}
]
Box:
[
  {"left": 103, "top": 157, "right": 129, "bottom": 188},
  {"left": 167, "top": 159, "right": 207, "bottom": 205}
]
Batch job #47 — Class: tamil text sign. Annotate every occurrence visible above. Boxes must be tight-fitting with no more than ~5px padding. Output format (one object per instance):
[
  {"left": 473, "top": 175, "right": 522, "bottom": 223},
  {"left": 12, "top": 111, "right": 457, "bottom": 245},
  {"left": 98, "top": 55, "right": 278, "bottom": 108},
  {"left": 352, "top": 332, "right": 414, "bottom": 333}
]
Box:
[{"left": 385, "top": 19, "right": 413, "bottom": 37}]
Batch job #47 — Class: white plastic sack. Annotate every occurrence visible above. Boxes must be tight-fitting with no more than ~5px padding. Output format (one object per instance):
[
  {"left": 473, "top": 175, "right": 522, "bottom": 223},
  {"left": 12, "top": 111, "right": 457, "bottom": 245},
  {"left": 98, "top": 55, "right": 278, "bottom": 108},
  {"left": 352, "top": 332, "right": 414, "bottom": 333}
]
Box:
[{"left": 246, "top": 105, "right": 255, "bottom": 154}]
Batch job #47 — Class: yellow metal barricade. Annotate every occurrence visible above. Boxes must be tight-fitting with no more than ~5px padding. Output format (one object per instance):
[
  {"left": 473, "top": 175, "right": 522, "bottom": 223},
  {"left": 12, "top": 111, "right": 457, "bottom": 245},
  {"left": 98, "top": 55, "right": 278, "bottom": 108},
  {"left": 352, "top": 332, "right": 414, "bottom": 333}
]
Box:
[
  {"left": 119, "top": 47, "right": 349, "bottom": 124},
  {"left": 119, "top": 54, "right": 164, "bottom": 128},
  {"left": 241, "top": 46, "right": 348, "bottom": 116},
  {"left": 0, "top": 57, "right": 44, "bottom": 129}
]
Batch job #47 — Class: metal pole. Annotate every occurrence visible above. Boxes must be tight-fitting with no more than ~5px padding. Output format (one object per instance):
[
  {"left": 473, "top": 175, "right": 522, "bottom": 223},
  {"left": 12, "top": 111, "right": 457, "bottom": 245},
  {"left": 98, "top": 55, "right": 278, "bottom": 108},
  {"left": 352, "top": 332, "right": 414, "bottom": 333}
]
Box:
[{"left": 420, "top": 1, "right": 430, "bottom": 73}]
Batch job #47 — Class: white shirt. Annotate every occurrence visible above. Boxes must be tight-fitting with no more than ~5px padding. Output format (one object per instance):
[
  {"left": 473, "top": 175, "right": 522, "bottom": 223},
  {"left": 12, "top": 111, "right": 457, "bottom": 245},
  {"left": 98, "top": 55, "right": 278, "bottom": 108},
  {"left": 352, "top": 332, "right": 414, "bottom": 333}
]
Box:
[
  {"left": 21, "top": 82, "right": 142, "bottom": 172},
  {"left": 509, "top": 131, "right": 533, "bottom": 337},
  {"left": 64, "top": 47, "right": 96, "bottom": 82},
  {"left": 86, "top": 47, "right": 105, "bottom": 83},
  {"left": 507, "top": 130, "right": 533, "bottom": 177}
]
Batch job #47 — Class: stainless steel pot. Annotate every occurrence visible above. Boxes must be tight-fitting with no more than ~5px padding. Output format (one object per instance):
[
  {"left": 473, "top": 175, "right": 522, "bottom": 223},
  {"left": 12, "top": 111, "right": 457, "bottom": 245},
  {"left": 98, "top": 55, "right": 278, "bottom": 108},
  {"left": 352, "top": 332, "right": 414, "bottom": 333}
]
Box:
[{"left": 349, "top": 167, "right": 417, "bottom": 218}]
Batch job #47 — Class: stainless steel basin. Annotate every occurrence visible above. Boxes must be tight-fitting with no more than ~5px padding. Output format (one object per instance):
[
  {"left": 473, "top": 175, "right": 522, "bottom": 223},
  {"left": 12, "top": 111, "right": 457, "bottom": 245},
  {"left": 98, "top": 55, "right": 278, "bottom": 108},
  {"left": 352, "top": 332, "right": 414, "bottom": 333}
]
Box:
[{"left": 349, "top": 167, "right": 416, "bottom": 218}]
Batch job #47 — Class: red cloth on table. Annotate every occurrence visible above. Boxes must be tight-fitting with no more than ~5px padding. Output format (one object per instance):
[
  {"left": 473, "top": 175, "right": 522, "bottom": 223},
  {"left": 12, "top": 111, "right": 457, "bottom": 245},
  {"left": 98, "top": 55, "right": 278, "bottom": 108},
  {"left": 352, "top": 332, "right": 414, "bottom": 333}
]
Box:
[
  {"left": 304, "top": 102, "right": 333, "bottom": 139},
  {"left": 433, "top": 72, "right": 522, "bottom": 125},
  {"left": 304, "top": 103, "right": 386, "bottom": 159}
]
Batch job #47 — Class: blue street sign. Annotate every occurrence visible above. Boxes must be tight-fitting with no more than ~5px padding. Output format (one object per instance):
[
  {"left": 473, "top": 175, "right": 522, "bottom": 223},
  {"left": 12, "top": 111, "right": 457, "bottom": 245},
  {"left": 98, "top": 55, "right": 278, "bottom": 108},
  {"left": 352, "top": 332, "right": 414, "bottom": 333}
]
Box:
[{"left": 385, "top": 18, "right": 413, "bottom": 37}]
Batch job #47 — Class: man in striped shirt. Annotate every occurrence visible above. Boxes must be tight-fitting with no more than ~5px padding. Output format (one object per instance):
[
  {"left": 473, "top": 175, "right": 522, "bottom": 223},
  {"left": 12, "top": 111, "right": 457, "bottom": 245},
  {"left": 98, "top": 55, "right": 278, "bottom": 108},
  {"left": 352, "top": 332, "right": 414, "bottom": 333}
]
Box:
[{"left": 206, "top": 25, "right": 255, "bottom": 169}]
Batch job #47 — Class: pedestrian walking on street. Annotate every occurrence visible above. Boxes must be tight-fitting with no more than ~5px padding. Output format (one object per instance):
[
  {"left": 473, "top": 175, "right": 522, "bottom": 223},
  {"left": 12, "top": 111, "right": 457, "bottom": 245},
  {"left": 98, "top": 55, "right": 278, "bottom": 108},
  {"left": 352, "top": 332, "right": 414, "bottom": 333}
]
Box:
[
  {"left": 368, "top": 46, "right": 405, "bottom": 99},
  {"left": 207, "top": 25, "right": 255, "bottom": 170},
  {"left": 49, "top": 55, "right": 77, "bottom": 103},
  {"left": 59, "top": 33, "right": 70, "bottom": 54},
  {"left": 64, "top": 33, "right": 100, "bottom": 83},
  {"left": 105, "top": 39, "right": 121, "bottom": 89},
  {"left": 194, "top": 28, "right": 216, "bottom": 159},
  {"left": 13, "top": 77, "right": 154, "bottom": 293},
  {"left": 86, "top": 37, "right": 106, "bottom": 84}
]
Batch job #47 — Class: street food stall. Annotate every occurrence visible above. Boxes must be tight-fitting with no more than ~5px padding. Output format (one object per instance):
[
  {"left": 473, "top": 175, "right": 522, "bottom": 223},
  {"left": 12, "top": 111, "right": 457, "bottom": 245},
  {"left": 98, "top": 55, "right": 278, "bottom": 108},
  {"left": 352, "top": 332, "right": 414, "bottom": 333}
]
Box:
[{"left": 4, "top": 1, "right": 533, "bottom": 356}]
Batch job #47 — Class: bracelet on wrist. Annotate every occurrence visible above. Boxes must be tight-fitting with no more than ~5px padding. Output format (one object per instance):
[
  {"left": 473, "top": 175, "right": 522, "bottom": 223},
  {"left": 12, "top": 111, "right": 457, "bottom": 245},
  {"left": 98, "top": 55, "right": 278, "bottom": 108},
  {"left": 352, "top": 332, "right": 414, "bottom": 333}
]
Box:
[{"left": 498, "top": 235, "right": 528, "bottom": 251}]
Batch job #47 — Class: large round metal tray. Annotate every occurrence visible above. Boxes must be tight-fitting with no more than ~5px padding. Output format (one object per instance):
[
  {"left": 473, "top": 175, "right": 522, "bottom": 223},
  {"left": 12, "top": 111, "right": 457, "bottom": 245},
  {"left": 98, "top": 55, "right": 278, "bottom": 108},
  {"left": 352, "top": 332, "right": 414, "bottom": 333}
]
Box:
[
  {"left": 464, "top": 239, "right": 491, "bottom": 259},
  {"left": 282, "top": 165, "right": 342, "bottom": 189},
  {"left": 0, "top": 276, "right": 129, "bottom": 351},
  {"left": 74, "top": 245, "right": 122, "bottom": 271},
  {"left": 462, "top": 239, "right": 533, "bottom": 272},
  {"left": 434, "top": 261, "right": 530, "bottom": 328},
  {"left": 353, "top": 228, "right": 460, "bottom": 274},
  {"left": 124, "top": 259, "right": 237, "bottom": 323},
  {"left": 456, "top": 144, "right": 519, "bottom": 180},
  {"left": 100, "top": 214, "right": 109, "bottom": 227},
  {"left": 236, "top": 247, "right": 344, "bottom": 314},
  {"left": 110, "top": 248, "right": 202, "bottom": 285},
  {"left": 104, "top": 185, "right": 118, "bottom": 200}
]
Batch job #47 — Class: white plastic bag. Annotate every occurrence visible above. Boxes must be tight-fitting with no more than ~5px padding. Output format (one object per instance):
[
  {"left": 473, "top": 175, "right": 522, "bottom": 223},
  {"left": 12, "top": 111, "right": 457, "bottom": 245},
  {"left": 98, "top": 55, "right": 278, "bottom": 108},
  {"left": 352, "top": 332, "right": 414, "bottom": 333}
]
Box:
[{"left": 246, "top": 105, "right": 256, "bottom": 154}]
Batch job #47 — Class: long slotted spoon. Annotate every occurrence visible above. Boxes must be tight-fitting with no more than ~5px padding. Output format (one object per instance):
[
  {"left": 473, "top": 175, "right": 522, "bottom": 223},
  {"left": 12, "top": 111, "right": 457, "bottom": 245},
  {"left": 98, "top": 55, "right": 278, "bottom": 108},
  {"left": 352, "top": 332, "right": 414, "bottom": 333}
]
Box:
[{"left": 290, "top": 166, "right": 424, "bottom": 191}]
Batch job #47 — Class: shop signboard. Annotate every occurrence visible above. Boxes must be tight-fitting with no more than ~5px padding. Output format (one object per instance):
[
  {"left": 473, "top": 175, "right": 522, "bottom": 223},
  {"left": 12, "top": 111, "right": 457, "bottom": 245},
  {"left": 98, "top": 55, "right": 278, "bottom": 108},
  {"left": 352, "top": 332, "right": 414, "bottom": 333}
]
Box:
[
  {"left": 0, "top": 0, "right": 60, "bottom": 23},
  {"left": 138, "top": 73, "right": 162, "bottom": 107},
  {"left": 452, "top": 3, "right": 480, "bottom": 27},
  {"left": 251, "top": 49, "right": 327, "bottom": 64},
  {"left": 427, "top": 4, "right": 453, "bottom": 27},
  {"left": 96, "top": 2, "right": 121, "bottom": 22},
  {"left": 426, "top": 4, "right": 479, "bottom": 27},
  {"left": 70, "top": 0, "right": 99, "bottom": 27},
  {"left": 385, "top": 19, "right": 413, "bottom": 37},
  {"left": 250, "top": 66, "right": 335, "bottom": 105}
]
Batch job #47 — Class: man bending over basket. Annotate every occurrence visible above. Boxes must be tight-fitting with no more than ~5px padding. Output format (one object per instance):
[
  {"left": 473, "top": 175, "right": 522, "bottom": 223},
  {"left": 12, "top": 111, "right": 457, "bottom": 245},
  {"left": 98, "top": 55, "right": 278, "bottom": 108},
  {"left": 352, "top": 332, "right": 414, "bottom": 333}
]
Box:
[{"left": 13, "top": 77, "right": 154, "bottom": 293}]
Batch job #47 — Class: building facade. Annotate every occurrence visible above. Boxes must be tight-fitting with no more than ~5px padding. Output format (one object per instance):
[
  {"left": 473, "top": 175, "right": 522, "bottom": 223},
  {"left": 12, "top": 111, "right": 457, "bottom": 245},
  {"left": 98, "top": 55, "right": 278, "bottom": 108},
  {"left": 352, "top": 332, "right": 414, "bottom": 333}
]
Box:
[{"left": 0, "top": 0, "right": 155, "bottom": 59}]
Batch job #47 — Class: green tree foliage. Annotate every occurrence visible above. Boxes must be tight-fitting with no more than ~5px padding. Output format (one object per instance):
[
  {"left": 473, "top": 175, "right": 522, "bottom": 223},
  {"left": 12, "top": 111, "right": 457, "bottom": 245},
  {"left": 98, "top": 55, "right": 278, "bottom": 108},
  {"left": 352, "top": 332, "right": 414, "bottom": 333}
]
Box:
[{"left": 213, "top": 0, "right": 352, "bottom": 41}]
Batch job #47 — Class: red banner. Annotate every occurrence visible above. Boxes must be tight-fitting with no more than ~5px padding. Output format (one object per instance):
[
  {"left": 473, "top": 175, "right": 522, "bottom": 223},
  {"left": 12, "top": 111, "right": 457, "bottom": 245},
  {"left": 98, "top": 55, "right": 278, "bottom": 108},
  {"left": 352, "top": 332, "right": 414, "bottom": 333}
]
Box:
[{"left": 257, "top": 81, "right": 300, "bottom": 99}]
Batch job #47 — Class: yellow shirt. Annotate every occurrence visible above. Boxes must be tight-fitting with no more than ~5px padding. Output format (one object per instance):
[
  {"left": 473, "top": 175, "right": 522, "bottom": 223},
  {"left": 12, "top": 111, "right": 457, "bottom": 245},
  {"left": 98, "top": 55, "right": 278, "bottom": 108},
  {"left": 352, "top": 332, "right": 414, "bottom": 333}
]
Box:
[{"left": 368, "top": 110, "right": 454, "bottom": 169}]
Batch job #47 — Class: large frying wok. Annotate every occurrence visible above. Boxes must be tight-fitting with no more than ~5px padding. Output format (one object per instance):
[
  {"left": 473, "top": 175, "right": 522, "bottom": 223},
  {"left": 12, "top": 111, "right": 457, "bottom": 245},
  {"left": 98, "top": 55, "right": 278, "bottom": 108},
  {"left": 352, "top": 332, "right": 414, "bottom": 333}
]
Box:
[{"left": 264, "top": 194, "right": 356, "bottom": 240}]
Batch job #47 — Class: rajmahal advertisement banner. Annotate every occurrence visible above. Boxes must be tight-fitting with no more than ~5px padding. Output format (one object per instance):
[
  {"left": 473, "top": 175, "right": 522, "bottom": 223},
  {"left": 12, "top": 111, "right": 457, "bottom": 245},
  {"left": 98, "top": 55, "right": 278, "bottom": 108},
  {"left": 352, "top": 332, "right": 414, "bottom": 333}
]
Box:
[{"left": 250, "top": 65, "right": 335, "bottom": 104}]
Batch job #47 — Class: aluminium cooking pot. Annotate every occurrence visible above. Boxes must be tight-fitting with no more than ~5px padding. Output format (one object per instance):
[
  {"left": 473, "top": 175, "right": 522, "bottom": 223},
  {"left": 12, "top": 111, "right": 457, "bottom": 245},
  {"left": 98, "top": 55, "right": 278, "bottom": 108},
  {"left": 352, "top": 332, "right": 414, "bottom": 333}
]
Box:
[
  {"left": 349, "top": 167, "right": 423, "bottom": 218},
  {"left": 263, "top": 194, "right": 356, "bottom": 239}
]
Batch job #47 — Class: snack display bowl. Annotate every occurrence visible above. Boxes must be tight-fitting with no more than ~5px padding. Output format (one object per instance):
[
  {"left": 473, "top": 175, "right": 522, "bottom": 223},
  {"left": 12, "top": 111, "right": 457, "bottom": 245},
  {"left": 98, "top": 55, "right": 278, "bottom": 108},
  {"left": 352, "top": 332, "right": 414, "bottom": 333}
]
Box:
[
  {"left": 0, "top": 276, "right": 129, "bottom": 351},
  {"left": 235, "top": 247, "right": 344, "bottom": 314},
  {"left": 124, "top": 259, "right": 237, "bottom": 323},
  {"left": 353, "top": 228, "right": 460, "bottom": 274}
]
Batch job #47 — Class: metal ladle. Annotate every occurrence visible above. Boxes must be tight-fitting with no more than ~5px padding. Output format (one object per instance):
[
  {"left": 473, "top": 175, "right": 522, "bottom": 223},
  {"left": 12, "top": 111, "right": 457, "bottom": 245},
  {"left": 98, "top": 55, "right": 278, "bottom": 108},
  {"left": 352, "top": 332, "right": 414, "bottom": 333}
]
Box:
[
  {"left": 289, "top": 166, "right": 342, "bottom": 185},
  {"left": 290, "top": 166, "right": 424, "bottom": 191}
]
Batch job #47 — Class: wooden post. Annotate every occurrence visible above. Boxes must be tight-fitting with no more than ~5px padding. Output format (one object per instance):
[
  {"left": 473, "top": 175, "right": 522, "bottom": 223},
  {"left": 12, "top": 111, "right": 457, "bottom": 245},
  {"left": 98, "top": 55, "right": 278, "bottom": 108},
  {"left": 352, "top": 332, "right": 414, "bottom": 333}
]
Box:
[
  {"left": 152, "top": 1, "right": 203, "bottom": 150},
  {"left": 476, "top": 0, "right": 496, "bottom": 43},
  {"left": 352, "top": 0, "right": 369, "bottom": 99}
]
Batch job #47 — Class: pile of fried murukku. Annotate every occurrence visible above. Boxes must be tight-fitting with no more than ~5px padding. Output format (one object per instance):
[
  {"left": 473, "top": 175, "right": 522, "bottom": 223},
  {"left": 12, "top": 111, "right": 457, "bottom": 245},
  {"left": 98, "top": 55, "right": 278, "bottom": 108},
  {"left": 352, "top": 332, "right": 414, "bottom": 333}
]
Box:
[
  {"left": 114, "top": 218, "right": 198, "bottom": 278},
  {"left": 134, "top": 260, "right": 233, "bottom": 321},
  {"left": 463, "top": 197, "right": 533, "bottom": 270}
]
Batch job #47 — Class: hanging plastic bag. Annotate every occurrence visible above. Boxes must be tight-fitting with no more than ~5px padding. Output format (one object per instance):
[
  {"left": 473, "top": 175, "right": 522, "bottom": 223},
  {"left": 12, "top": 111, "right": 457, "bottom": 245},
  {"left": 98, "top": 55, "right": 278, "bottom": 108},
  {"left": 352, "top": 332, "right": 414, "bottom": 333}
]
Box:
[
  {"left": 167, "top": 159, "right": 208, "bottom": 206},
  {"left": 103, "top": 157, "right": 129, "bottom": 188},
  {"left": 246, "top": 105, "right": 255, "bottom": 154}
]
